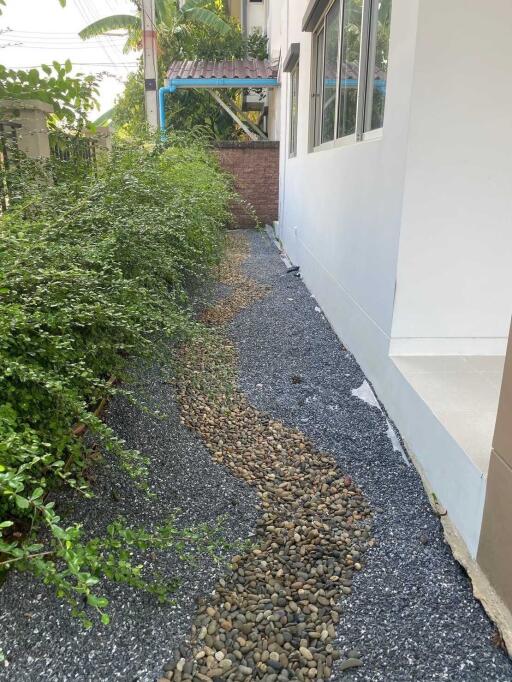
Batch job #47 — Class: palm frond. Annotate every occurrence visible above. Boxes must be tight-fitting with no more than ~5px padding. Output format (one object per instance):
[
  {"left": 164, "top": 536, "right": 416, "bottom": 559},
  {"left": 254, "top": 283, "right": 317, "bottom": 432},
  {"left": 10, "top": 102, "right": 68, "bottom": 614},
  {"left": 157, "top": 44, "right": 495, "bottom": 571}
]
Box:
[
  {"left": 156, "top": 0, "right": 178, "bottom": 25},
  {"left": 182, "top": 1, "right": 232, "bottom": 35},
  {"left": 93, "top": 108, "right": 114, "bottom": 126},
  {"left": 79, "top": 14, "right": 140, "bottom": 40}
]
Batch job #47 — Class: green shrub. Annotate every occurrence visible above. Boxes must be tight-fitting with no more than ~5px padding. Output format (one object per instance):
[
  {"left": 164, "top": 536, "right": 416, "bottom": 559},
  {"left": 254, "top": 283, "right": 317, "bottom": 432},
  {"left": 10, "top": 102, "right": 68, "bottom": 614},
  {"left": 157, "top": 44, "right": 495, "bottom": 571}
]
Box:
[{"left": 0, "top": 138, "right": 233, "bottom": 623}]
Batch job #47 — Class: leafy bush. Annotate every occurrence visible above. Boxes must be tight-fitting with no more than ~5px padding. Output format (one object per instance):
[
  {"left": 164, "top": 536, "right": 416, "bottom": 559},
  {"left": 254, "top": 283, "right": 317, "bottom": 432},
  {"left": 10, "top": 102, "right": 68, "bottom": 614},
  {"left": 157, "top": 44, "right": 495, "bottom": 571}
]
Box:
[
  {"left": 0, "top": 62, "right": 98, "bottom": 124},
  {"left": 0, "top": 137, "right": 233, "bottom": 622}
]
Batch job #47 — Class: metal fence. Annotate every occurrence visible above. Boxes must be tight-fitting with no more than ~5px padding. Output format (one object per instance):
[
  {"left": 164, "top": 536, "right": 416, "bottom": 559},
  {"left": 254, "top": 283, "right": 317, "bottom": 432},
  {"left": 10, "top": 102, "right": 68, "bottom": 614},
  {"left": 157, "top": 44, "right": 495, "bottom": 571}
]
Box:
[
  {"left": 49, "top": 132, "right": 98, "bottom": 184},
  {"left": 50, "top": 132, "right": 97, "bottom": 166},
  {"left": 0, "top": 125, "right": 100, "bottom": 212},
  {"left": 0, "top": 120, "right": 21, "bottom": 213}
]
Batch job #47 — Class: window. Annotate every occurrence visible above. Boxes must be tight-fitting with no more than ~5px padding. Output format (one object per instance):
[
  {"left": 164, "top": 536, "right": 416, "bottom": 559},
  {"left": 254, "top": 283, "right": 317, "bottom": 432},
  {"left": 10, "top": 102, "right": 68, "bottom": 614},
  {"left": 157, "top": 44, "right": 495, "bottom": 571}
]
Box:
[
  {"left": 312, "top": 25, "right": 325, "bottom": 146},
  {"left": 310, "top": 0, "right": 392, "bottom": 148},
  {"left": 365, "top": 0, "right": 391, "bottom": 131},
  {"left": 289, "top": 63, "right": 299, "bottom": 157},
  {"left": 337, "top": 0, "right": 363, "bottom": 138},
  {"left": 320, "top": 0, "right": 340, "bottom": 144}
]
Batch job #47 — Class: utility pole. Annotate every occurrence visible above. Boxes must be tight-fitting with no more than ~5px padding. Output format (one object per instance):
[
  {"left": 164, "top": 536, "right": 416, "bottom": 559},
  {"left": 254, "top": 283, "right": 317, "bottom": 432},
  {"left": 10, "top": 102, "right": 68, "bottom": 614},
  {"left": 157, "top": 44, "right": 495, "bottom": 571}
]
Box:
[{"left": 141, "top": 0, "right": 159, "bottom": 131}]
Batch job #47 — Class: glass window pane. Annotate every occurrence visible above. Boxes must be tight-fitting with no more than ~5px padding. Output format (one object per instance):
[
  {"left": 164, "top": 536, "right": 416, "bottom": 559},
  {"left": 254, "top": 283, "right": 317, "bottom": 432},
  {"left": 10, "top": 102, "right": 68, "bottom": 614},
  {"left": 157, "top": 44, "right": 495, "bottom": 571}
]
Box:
[
  {"left": 320, "top": 1, "right": 340, "bottom": 144},
  {"left": 289, "top": 65, "right": 299, "bottom": 156},
  {"left": 313, "top": 27, "right": 324, "bottom": 147},
  {"left": 337, "top": 0, "right": 363, "bottom": 138},
  {"left": 366, "top": 0, "right": 392, "bottom": 131}
]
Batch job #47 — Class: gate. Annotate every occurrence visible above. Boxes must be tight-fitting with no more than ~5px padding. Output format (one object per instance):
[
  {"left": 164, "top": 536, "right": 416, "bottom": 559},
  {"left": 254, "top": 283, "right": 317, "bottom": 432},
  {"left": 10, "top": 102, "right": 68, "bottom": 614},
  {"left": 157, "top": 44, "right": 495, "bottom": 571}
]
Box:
[{"left": 0, "top": 120, "right": 21, "bottom": 213}]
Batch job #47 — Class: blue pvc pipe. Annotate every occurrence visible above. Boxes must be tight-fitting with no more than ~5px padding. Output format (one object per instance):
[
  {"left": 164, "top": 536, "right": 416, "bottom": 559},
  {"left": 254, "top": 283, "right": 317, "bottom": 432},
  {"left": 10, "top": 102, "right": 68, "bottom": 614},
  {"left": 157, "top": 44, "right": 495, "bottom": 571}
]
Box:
[
  {"left": 158, "top": 77, "right": 279, "bottom": 133},
  {"left": 159, "top": 84, "right": 175, "bottom": 132}
]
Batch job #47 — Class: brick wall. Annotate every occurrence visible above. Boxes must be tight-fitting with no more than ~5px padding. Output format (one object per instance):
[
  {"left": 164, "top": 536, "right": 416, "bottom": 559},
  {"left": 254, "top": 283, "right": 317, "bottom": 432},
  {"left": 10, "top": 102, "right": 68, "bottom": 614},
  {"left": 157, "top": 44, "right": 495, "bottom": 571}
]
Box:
[{"left": 213, "top": 141, "right": 280, "bottom": 228}]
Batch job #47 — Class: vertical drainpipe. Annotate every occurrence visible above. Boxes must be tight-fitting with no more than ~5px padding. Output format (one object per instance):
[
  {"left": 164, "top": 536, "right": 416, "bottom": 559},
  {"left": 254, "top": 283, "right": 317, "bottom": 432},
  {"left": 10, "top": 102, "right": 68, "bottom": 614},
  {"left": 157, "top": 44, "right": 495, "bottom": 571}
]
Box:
[{"left": 158, "top": 84, "right": 176, "bottom": 136}]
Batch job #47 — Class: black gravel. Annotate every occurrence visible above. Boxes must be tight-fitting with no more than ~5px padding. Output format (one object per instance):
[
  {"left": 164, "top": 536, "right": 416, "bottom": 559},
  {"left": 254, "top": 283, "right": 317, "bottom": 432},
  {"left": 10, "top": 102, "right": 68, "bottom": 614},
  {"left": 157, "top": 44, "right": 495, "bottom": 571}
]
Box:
[
  {"left": 0, "top": 360, "right": 259, "bottom": 681},
  {"left": 229, "top": 229, "right": 512, "bottom": 682},
  {"left": 2, "top": 228, "right": 511, "bottom": 682}
]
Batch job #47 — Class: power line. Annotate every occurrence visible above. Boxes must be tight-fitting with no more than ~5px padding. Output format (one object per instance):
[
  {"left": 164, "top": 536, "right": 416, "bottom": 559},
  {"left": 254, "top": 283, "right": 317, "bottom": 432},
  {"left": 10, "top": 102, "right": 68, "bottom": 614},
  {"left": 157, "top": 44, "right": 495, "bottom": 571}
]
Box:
[
  {"left": 3, "top": 29, "right": 127, "bottom": 36},
  {"left": 0, "top": 43, "right": 132, "bottom": 50},
  {"left": 6, "top": 29, "right": 128, "bottom": 34},
  {"left": 2, "top": 38, "right": 127, "bottom": 46},
  {"left": 8, "top": 62, "right": 138, "bottom": 69},
  {"left": 73, "top": 0, "right": 130, "bottom": 75},
  {"left": 5, "top": 31, "right": 127, "bottom": 40}
]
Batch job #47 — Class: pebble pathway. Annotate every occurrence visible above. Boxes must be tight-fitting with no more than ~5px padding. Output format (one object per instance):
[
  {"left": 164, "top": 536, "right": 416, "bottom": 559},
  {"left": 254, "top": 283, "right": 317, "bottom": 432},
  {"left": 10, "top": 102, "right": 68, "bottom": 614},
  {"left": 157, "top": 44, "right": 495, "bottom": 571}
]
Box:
[{"left": 159, "top": 233, "right": 373, "bottom": 682}]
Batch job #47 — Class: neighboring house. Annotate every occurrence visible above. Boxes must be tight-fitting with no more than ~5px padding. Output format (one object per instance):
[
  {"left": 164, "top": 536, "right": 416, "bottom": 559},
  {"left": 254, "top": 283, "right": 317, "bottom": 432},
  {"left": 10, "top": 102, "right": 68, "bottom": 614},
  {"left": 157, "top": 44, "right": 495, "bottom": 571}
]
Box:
[
  {"left": 228, "top": 0, "right": 268, "bottom": 36},
  {"left": 226, "top": 1, "right": 274, "bottom": 124},
  {"left": 230, "top": 0, "right": 512, "bottom": 632}
]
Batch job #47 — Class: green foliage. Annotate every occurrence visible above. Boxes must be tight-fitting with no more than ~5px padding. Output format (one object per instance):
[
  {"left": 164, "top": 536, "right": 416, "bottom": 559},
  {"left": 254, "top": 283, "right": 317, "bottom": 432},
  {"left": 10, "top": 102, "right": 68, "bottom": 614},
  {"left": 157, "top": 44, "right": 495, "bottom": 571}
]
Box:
[
  {"left": 93, "top": 108, "right": 115, "bottom": 127},
  {"left": 0, "top": 62, "right": 98, "bottom": 124},
  {"left": 181, "top": 0, "right": 231, "bottom": 35},
  {"left": 79, "top": 0, "right": 231, "bottom": 52},
  {"left": 0, "top": 137, "right": 233, "bottom": 623},
  {"left": 10, "top": 514, "right": 232, "bottom": 628},
  {"left": 113, "top": 24, "right": 268, "bottom": 140},
  {"left": 112, "top": 68, "right": 147, "bottom": 139},
  {"left": 78, "top": 14, "right": 140, "bottom": 42}
]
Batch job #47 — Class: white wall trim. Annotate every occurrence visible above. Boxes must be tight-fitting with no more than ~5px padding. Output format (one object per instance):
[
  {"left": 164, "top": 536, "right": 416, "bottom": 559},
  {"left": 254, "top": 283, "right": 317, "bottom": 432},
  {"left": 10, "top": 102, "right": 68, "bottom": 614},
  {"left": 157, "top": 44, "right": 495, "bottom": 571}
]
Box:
[
  {"left": 390, "top": 337, "right": 508, "bottom": 357},
  {"left": 280, "top": 228, "right": 487, "bottom": 557}
]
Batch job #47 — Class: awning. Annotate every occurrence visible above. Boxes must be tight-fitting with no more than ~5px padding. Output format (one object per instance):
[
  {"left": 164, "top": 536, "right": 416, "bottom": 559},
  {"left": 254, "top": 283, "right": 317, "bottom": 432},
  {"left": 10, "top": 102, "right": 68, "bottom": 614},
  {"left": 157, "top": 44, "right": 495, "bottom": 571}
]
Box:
[
  {"left": 166, "top": 58, "right": 278, "bottom": 86},
  {"left": 160, "top": 58, "right": 280, "bottom": 137},
  {"left": 283, "top": 44, "right": 300, "bottom": 73}
]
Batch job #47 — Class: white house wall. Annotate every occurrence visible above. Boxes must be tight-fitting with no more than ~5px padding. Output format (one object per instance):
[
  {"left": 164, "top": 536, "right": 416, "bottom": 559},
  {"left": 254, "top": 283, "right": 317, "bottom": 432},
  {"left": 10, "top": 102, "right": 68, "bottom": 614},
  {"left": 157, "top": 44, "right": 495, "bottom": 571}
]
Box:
[
  {"left": 247, "top": 0, "right": 266, "bottom": 35},
  {"left": 266, "top": 0, "right": 282, "bottom": 63},
  {"left": 273, "top": 0, "right": 508, "bottom": 555},
  {"left": 278, "top": 0, "right": 419, "bottom": 370},
  {"left": 391, "top": 0, "right": 512, "bottom": 356}
]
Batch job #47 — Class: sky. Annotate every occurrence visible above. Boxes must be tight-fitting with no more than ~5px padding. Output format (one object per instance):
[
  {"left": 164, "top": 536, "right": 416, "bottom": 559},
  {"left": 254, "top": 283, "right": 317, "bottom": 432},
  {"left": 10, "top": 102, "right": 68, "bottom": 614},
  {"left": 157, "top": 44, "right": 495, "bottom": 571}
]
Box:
[{"left": 0, "top": 0, "right": 139, "bottom": 118}]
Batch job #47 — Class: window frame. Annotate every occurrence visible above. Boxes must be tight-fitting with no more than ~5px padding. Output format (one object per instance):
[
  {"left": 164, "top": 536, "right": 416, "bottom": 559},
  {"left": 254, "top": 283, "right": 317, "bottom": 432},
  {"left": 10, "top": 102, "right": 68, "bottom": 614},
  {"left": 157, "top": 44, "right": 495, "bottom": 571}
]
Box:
[
  {"left": 309, "top": 0, "right": 389, "bottom": 152},
  {"left": 310, "top": 22, "right": 325, "bottom": 148},
  {"left": 362, "top": 0, "right": 387, "bottom": 137},
  {"left": 289, "top": 61, "right": 300, "bottom": 158},
  {"left": 319, "top": 0, "right": 341, "bottom": 146}
]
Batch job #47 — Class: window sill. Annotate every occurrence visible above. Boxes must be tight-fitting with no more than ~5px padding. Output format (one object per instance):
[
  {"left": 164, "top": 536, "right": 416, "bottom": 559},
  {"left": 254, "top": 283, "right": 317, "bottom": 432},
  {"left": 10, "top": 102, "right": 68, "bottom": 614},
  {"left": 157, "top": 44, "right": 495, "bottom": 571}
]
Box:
[
  {"left": 362, "top": 128, "right": 383, "bottom": 142},
  {"left": 310, "top": 128, "right": 383, "bottom": 153}
]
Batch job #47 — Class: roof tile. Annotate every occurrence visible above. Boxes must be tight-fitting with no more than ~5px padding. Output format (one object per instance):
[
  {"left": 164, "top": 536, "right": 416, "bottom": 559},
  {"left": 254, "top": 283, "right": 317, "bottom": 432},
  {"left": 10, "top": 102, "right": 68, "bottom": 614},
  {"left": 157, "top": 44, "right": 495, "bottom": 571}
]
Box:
[{"left": 167, "top": 58, "right": 277, "bottom": 81}]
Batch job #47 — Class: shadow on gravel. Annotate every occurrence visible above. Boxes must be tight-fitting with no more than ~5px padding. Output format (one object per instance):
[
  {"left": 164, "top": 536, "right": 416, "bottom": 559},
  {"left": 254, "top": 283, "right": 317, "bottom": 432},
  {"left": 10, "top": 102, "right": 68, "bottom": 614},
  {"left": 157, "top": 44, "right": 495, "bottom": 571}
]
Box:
[
  {"left": 0, "top": 356, "right": 260, "bottom": 682},
  {"left": 229, "top": 229, "right": 512, "bottom": 682}
]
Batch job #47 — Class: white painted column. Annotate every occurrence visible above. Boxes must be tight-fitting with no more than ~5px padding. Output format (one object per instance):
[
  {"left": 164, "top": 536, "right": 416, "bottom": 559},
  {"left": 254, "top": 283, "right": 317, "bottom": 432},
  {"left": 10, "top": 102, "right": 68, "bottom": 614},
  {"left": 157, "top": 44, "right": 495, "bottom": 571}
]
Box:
[{"left": 141, "top": 0, "right": 159, "bottom": 131}]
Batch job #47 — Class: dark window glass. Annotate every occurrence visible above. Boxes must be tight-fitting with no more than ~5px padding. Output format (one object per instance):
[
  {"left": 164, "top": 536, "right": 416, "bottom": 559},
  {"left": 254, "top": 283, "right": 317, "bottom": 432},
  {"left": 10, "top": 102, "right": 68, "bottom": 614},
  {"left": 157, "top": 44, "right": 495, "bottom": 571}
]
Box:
[
  {"left": 365, "top": 0, "right": 392, "bottom": 131},
  {"left": 320, "top": 0, "right": 340, "bottom": 144},
  {"left": 313, "top": 26, "right": 325, "bottom": 146},
  {"left": 337, "top": 0, "right": 363, "bottom": 138},
  {"left": 289, "top": 64, "right": 299, "bottom": 156}
]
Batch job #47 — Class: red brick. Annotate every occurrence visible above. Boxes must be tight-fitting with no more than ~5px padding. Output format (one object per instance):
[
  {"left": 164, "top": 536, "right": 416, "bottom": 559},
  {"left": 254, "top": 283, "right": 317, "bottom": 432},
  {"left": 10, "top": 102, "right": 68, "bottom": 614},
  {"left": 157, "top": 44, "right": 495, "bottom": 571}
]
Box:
[{"left": 213, "top": 141, "right": 279, "bottom": 229}]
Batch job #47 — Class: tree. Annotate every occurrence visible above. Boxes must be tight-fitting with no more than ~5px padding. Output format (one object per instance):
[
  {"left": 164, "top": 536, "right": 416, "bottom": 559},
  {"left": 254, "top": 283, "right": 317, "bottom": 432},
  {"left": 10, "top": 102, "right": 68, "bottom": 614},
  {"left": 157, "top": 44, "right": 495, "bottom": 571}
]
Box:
[
  {"left": 0, "top": 62, "right": 98, "bottom": 124},
  {"left": 113, "top": 22, "right": 268, "bottom": 140},
  {"left": 79, "top": 0, "right": 232, "bottom": 52}
]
